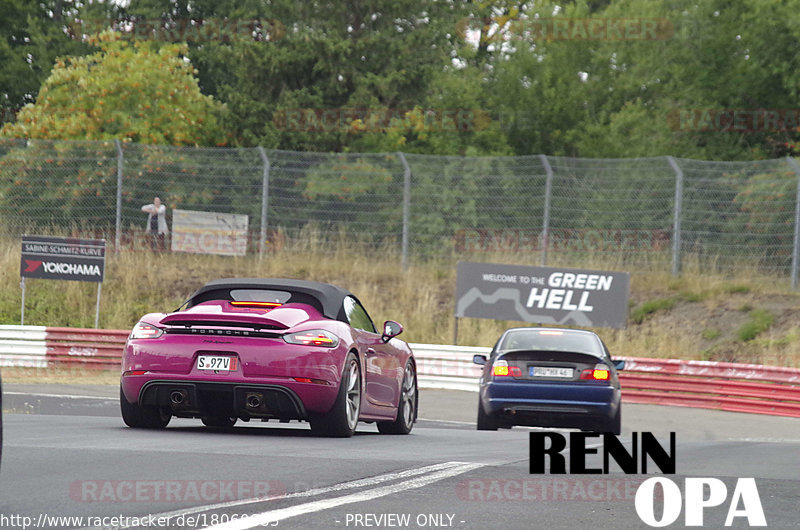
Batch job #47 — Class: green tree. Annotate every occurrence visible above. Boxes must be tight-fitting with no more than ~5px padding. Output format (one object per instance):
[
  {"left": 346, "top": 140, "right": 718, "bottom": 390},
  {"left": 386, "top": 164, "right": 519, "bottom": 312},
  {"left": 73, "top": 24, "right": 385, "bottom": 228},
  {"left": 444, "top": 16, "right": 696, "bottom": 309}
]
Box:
[
  {"left": 0, "top": 30, "right": 232, "bottom": 234},
  {"left": 1, "top": 30, "right": 229, "bottom": 145},
  {"left": 171, "top": 0, "right": 463, "bottom": 150},
  {"left": 0, "top": 0, "right": 92, "bottom": 121},
  {"left": 350, "top": 67, "right": 512, "bottom": 156},
  {"left": 485, "top": 2, "right": 597, "bottom": 156},
  {"left": 0, "top": 138, "right": 120, "bottom": 235},
  {"left": 569, "top": 0, "right": 800, "bottom": 160}
]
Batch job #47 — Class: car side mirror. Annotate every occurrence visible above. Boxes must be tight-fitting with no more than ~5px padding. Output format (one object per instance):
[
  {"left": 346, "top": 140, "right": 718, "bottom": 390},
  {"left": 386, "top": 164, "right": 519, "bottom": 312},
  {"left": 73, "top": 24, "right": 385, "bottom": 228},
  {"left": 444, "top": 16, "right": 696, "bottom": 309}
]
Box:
[
  {"left": 381, "top": 320, "right": 403, "bottom": 343},
  {"left": 473, "top": 354, "right": 487, "bottom": 365},
  {"left": 613, "top": 359, "right": 625, "bottom": 371}
]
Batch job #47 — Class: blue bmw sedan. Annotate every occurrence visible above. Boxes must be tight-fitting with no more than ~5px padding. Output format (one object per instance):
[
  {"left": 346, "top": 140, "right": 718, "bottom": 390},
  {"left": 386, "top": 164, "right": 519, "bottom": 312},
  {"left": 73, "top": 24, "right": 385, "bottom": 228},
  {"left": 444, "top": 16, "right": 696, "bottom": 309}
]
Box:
[{"left": 473, "top": 327, "right": 625, "bottom": 434}]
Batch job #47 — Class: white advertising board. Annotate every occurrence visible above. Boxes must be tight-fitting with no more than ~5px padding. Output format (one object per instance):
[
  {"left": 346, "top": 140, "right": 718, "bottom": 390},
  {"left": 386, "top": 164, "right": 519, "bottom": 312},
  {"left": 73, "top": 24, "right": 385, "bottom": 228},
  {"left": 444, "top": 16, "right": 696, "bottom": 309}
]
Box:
[{"left": 171, "top": 209, "right": 249, "bottom": 256}]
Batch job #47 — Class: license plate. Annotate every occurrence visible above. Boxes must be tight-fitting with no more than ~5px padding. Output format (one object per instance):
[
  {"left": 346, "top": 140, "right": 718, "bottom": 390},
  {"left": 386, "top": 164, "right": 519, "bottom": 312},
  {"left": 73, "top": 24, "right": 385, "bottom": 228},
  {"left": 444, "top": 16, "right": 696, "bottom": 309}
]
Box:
[
  {"left": 197, "top": 355, "right": 238, "bottom": 371},
  {"left": 530, "top": 366, "right": 573, "bottom": 378}
]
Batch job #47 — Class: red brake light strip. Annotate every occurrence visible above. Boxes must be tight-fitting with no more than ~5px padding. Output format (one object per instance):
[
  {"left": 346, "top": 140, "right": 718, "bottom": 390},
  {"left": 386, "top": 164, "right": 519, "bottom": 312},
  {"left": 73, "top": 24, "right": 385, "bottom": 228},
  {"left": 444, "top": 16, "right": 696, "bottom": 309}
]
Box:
[{"left": 230, "top": 301, "right": 282, "bottom": 308}]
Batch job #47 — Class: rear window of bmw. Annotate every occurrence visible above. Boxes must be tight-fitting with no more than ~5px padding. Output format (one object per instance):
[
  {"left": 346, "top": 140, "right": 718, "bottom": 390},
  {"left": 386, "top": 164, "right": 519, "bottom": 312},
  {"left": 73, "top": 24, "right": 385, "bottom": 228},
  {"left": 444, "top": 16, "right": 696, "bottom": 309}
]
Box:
[{"left": 500, "top": 330, "right": 603, "bottom": 356}]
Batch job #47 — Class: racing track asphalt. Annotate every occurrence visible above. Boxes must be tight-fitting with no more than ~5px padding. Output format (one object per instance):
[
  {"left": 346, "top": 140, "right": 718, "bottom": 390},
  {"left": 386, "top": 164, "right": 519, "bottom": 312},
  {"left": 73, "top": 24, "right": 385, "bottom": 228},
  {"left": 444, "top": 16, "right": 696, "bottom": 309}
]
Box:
[{"left": 1, "top": 384, "right": 799, "bottom": 529}]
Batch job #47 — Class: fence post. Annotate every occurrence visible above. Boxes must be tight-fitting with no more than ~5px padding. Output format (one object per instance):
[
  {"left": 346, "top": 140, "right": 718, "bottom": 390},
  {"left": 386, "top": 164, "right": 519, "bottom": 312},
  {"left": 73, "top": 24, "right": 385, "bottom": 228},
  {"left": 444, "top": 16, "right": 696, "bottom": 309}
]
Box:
[
  {"left": 257, "top": 147, "right": 270, "bottom": 259},
  {"left": 667, "top": 156, "right": 683, "bottom": 277},
  {"left": 398, "top": 152, "right": 411, "bottom": 272},
  {"left": 788, "top": 157, "right": 800, "bottom": 289},
  {"left": 539, "top": 154, "right": 553, "bottom": 267},
  {"left": 114, "top": 139, "right": 123, "bottom": 253}
]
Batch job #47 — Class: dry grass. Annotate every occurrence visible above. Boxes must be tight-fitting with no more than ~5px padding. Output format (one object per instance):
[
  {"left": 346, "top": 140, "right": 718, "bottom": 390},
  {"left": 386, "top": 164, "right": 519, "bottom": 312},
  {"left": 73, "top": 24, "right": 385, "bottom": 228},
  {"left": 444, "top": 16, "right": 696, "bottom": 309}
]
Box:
[{"left": 3, "top": 234, "right": 800, "bottom": 384}]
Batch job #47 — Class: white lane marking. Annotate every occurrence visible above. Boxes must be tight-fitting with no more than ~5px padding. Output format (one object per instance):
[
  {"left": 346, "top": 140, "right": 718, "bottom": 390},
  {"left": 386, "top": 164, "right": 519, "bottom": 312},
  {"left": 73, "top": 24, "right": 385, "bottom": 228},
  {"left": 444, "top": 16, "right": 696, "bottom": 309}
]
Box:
[
  {"left": 727, "top": 437, "right": 800, "bottom": 443},
  {"left": 416, "top": 417, "right": 474, "bottom": 425},
  {"left": 416, "top": 417, "right": 578, "bottom": 433},
  {"left": 100, "top": 461, "right": 472, "bottom": 529},
  {"left": 4, "top": 392, "right": 116, "bottom": 400},
  {"left": 204, "top": 462, "right": 485, "bottom": 529}
]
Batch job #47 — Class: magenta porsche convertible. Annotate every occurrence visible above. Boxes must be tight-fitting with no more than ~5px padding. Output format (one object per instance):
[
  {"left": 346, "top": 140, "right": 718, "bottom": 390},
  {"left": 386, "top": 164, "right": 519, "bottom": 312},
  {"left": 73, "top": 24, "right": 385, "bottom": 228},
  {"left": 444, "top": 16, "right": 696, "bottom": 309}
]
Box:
[{"left": 120, "top": 278, "right": 417, "bottom": 437}]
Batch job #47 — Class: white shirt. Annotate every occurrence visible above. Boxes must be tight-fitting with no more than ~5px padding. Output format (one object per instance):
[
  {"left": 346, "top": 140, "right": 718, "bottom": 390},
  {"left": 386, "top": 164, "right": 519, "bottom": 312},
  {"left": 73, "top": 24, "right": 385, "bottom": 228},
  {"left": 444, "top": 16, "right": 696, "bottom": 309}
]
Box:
[{"left": 142, "top": 203, "right": 168, "bottom": 233}]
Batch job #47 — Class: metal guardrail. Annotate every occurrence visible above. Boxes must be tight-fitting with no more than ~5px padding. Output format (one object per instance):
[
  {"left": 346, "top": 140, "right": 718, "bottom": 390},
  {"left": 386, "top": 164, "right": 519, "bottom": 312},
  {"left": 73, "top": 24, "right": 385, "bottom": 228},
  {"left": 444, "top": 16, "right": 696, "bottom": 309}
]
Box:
[
  {"left": 0, "top": 325, "right": 127, "bottom": 369},
  {"left": 410, "top": 343, "right": 486, "bottom": 392},
  {"left": 618, "top": 357, "right": 800, "bottom": 418},
  {"left": 2, "top": 326, "right": 799, "bottom": 418}
]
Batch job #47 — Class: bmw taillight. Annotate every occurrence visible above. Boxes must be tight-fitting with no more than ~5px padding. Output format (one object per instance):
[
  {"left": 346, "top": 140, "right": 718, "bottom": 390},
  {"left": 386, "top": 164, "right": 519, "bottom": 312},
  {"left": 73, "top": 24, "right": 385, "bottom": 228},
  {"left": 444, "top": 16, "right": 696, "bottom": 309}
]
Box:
[
  {"left": 283, "top": 330, "right": 339, "bottom": 348},
  {"left": 580, "top": 364, "right": 611, "bottom": 381},
  {"left": 129, "top": 322, "right": 163, "bottom": 339},
  {"left": 492, "top": 360, "right": 522, "bottom": 377}
]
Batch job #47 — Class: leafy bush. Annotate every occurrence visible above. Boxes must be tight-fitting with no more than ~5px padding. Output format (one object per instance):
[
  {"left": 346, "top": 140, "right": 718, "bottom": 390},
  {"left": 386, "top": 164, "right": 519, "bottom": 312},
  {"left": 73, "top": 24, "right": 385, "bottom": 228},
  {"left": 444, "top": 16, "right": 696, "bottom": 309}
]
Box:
[
  {"left": 630, "top": 297, "right": 677, "bottom": 324},
  {"left": 737, "top": 309, "right": 774, "bottom": 341}
]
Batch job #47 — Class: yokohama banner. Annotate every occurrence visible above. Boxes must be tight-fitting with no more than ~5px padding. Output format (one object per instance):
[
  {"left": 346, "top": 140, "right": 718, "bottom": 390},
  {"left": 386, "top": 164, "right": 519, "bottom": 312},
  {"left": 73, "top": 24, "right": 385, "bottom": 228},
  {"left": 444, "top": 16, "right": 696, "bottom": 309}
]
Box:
[
  {"left": 455, "top": 261, "right": 630, "bottom": 329},
  {"left": 20, "top": 236, "right": 105, "bottom": 283}
]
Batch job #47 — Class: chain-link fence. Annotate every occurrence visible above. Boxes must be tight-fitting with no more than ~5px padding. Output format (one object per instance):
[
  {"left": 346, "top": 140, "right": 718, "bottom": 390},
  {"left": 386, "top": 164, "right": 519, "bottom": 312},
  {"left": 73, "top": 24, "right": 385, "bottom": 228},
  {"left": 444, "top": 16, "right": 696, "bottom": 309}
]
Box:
[{"left": 2, "top": 138, "right": 799, "bottom": 284}]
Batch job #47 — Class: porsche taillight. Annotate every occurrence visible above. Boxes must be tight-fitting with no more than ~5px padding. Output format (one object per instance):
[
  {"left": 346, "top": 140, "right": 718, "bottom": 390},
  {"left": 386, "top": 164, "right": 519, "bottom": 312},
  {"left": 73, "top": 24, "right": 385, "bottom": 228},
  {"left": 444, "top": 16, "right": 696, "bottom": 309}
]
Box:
[
  {"left": 283, "top": 330, "right": 339, "bottom": 348},
  {"left": 129, "top": 322, "right": 163, "bottom": 339},
  {"left": 230, "top": 301, "right": 282, "bottom": 310}
]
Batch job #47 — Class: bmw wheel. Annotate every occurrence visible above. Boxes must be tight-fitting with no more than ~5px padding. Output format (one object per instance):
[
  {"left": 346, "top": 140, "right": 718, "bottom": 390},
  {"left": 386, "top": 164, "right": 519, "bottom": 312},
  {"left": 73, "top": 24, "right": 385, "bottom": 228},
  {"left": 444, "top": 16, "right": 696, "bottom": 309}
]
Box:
[
  {"left": 604, "top": 407, "right": 621, "bottom": 435},
  {"left": 476, "top": 403, "right": 499, "bottom": 431}
]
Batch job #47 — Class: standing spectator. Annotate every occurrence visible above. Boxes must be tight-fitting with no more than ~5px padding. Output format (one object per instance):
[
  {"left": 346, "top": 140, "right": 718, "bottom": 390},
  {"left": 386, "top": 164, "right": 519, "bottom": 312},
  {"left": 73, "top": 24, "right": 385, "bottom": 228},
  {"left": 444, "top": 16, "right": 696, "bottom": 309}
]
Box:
[{"left": 142, "top": 197, "right": 167, "bottom": 251}]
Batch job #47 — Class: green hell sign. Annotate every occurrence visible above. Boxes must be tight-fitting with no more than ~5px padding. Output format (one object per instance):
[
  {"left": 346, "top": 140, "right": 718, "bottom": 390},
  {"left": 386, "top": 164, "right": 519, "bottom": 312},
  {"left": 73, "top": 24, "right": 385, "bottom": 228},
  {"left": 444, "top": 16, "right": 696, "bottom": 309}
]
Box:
[{"left": 455, "top": 261, "right": 630, "bottom": 329}]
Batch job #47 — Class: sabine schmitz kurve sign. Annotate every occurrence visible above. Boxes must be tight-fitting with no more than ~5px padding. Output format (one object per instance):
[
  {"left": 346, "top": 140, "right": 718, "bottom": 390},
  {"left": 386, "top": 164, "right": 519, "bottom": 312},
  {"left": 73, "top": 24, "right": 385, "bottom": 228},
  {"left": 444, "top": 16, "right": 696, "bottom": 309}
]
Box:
[
  {"left": 20, "top": 235, "right": 105, "bottom": 283},
  {"left": 455, "top": 261, "right": 630, "bottom": 329}
]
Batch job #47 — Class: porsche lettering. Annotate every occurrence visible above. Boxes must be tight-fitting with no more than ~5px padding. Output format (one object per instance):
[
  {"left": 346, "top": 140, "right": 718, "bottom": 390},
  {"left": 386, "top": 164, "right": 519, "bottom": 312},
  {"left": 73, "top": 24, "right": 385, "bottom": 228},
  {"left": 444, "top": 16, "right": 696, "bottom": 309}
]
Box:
[{"left": 190, "top": 329, "right": 251, "bottom": 336}]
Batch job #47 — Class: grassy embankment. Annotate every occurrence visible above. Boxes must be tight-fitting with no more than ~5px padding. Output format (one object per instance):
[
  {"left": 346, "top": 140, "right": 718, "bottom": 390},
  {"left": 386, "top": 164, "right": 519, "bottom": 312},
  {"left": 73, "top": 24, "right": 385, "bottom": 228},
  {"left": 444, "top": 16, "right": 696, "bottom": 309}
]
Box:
[{"left": 2, "top": 234, "right": 799, "bottom": 383}]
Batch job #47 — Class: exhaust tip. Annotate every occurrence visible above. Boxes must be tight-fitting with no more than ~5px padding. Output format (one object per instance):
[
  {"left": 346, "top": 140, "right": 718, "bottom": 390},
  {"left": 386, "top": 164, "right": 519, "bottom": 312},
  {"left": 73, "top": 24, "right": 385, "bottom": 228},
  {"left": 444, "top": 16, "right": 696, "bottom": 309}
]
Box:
[
  {"left": 170, "top": 390, "right": 187, "bottom": 405},
  {"left": 246, "top": 393, "right": 263, "bottom": 409}
]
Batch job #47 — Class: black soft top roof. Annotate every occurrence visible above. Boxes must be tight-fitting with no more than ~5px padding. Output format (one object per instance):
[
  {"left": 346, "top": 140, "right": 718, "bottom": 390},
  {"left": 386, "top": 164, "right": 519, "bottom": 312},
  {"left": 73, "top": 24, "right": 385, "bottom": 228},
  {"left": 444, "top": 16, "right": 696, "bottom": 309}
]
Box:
[{"left": 186, "top": 278, "right": 354, "bottom": 321}]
